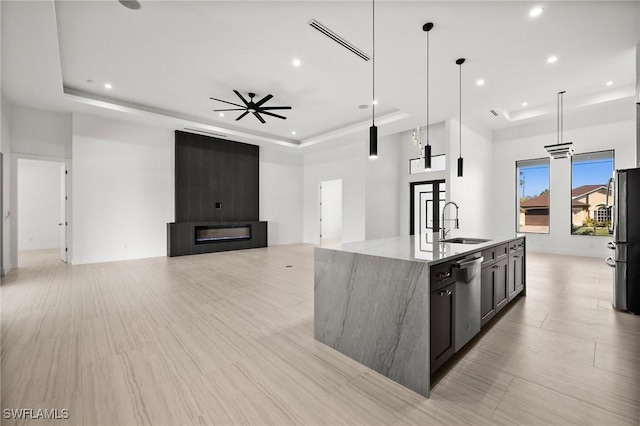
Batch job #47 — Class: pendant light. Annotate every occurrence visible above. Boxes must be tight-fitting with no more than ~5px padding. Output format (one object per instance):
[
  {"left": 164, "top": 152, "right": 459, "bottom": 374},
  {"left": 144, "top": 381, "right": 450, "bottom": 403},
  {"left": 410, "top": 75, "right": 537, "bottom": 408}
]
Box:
[
  {"left": 456, "top": 58, "right": 465, "bottom": 177},
  {"left": 369, "top": 0, "right": 378, "bottom": 159},
  {"left": 544, "top": 91, "right": 574, "bottom": 159},
  {"left": 423, "top": 22, "right": 434, "bottom": 169}
]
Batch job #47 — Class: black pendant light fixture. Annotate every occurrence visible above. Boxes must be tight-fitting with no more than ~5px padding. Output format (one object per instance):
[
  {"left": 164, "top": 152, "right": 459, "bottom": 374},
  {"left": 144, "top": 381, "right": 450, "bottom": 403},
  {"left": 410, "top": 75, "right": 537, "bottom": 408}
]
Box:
[
  {"left": 423, "top": 22, "right": 434, "bottom": 169},
  {"left": 369, "top": 0, "right": 378, "bottom": 159},
  {"left": 456, "top": 58, "right": 465, "bottom": 177}
]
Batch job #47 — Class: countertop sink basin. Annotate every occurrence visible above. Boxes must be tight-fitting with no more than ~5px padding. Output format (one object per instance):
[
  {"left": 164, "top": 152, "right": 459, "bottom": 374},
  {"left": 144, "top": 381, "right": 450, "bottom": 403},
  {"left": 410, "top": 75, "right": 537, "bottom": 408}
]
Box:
[{"left": 440, "top": 237, "right": 491, "bottom": 244}]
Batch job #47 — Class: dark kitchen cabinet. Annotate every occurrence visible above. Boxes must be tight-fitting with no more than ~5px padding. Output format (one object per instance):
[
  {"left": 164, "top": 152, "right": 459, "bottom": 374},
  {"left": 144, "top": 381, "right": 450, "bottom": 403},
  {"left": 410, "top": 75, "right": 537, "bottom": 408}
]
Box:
[
  {"left": 430, "top": 282, "right": 455, "bottom": 373},
  {"left": 495, "top": 257, "right": 509, "bottom": 313},
  {"left": 509, "top": 249, "right": 525, "bottom": 300},
  {"left": 480, "top": 265, "right": 496, "bottom": 326},
  {"left": 481, "top": 257, "right": 509, "bottom": 326}
]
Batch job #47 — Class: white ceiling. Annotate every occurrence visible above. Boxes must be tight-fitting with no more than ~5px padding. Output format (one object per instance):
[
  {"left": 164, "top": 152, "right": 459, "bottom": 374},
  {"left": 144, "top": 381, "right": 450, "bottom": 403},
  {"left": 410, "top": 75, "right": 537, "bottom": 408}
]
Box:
[{"left": 2, "top": 1, "right": 639, "bottom": 151}]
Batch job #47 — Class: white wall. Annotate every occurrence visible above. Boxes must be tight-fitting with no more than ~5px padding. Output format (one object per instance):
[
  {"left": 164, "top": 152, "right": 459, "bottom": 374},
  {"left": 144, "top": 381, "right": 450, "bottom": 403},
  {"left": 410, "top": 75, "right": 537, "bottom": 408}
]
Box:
[
  {"left": 11, "top": 105, "right": 71, "bottom": 158},
  {"left": 72, "top": 113, "right": 174, "bottom": 264},
  {"left": 366, "top": 133, "right": 401, "bottom": 240},
  {"left": 17, "top": 159, "right": 62, "bottom": 250},
  {"left": 493, "top": 102, "right": 636, "bottom": 258},
  {"left": 321, "top": 179, "right": 342, "bottom": 241},
  {"left": 447, "top": 118, "right": 494, "bottom": 238},
  {"left": 259, "top": 146, "right": 303, "bottom": 245},
  {"left": 303, "top": 139, "right": 366, "bottom": 244}
]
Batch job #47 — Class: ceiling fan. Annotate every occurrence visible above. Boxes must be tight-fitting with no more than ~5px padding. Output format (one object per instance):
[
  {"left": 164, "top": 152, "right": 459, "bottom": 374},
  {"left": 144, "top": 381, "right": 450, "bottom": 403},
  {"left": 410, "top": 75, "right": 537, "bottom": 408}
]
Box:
[{"left": 210, "top": 90, "right": 292, "bottom": 123}]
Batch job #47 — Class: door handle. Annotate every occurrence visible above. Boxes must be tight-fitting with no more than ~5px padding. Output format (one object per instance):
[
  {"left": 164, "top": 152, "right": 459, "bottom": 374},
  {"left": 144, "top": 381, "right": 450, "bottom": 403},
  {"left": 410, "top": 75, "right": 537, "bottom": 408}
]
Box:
[
  {"left": 455, "top": 257, "right": 484, "bottom": 268},
  {"left": 605, "top": 257, "right": 616, "bottom": 268},
  {"left": 58, "top": 223, "right": 63, "bottom": 226}
]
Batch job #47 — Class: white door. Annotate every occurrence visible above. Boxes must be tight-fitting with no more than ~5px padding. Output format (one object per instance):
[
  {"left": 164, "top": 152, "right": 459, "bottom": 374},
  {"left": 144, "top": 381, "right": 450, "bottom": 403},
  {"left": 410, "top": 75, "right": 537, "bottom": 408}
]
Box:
[
  {"left": 320, "top": 179, "right": 343, "bottom": 245},
  {"left": 59, "top": 164, "right": 67, "bottom": 263}
]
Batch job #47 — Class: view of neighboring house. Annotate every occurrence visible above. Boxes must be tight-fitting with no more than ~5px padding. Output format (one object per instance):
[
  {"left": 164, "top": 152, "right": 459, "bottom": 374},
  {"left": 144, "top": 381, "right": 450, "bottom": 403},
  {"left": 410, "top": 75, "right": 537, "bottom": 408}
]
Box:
[
  {"left": 571, "top": 184, "right": 610, "bottom": 226},
  {"left": 518, "top": 184, "right": 611, "bottom": 234},
  {"left": 519, "top": 192, "right": 550, "bottom": 230}
]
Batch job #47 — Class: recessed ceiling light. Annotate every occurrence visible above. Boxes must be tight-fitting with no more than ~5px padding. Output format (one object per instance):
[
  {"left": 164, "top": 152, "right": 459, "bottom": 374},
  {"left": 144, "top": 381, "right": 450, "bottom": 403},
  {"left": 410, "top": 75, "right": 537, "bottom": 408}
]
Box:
[
  {"left": 292, "top": 58, "right": 301, "bottom": 67},
  {"left": 104, "top": 83, "right": 113, "bottom": 89},
  {"left": 372, "top": 99, "right": 378, "bottom": 105},
  {"left": 358, "top": 104, "right": 369, "bottom": 109},
  {"left": 606, "top": 81, "right": 613, "bottom": 86},
  {"left": 291, "top": 131, "right": 296, "bottom": 135},
  {"left": 476, "top": 79, "right": 485, "bottom": 86},
  {"left": 522, "top": 102, "right": 528, "bottom": 107},
  {"left": 86, "top": 79, "right": 94, "bottom": 84},
  {"left": 219, "top": 112, "right": 224, "bottom": 117},
  {"left": 529, "top": 6, "right": 543, "bottom": 18},
  {"left": 547, "top": 56, "right": 558, "bottom": 64}
]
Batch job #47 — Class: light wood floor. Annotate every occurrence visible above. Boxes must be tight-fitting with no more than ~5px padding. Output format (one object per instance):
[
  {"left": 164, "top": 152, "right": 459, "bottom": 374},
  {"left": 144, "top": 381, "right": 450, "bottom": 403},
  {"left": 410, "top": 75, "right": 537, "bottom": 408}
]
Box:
[{"left": 1, "top": 246, "right": 639, "bottom": 425}]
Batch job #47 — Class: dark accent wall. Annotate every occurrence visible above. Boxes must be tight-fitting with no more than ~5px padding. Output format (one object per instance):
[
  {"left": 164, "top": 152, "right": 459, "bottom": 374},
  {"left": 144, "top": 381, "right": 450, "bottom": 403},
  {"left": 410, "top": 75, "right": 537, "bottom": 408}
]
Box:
[{"left": 175, "top": 131, "right": 259, "bottom": 223}]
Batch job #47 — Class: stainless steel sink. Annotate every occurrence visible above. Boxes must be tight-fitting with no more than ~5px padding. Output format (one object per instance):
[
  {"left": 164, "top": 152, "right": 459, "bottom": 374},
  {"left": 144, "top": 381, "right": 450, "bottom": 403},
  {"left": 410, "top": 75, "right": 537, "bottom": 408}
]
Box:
[{"left": 440, "top": 237, "right": 491, "bottom": 244}]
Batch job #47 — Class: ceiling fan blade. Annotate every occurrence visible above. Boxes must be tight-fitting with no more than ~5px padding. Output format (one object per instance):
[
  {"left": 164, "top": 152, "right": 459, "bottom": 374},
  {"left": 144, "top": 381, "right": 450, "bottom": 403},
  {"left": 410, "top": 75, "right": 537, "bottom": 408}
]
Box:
[
  {"left": 233, "top": 90, "right": 249, "bottom": 106},
  {"left": 235, "top": 111, "right": 250, "bottom": 121},
  {"left": 253, "top": 112, "right": 266, "bottom": 124},
  {"left": 260, "top": 110, "right": 287, "bottom": 120},
  {"left": 213, "top": 108, "right": 247, "bottom": 112},
  {"left": 254, "top": 94, "right": 273, "bottom": 107},
  {"left": 259, "top": 106, "right": 292, "bottom": 110},
  {"left": 209, "top": 97, "right": 245, "bottom": 108}
]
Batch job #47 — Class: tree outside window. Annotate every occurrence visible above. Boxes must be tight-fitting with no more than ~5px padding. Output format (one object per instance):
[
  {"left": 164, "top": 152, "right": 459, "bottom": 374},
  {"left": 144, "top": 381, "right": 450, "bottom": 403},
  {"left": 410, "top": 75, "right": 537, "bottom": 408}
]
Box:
[{"left": 516, "top": 158, "right": 550, "bottom": 234}]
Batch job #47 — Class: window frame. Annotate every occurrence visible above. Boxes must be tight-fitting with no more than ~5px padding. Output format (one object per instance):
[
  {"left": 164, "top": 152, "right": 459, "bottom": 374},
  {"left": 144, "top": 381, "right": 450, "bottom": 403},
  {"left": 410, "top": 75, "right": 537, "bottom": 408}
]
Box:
[
  {"left": 515, "top": 157, "right": 551, "bottom": 235},
  {"left": 570, "top": 149, "right": 615, "bottom": 237}
]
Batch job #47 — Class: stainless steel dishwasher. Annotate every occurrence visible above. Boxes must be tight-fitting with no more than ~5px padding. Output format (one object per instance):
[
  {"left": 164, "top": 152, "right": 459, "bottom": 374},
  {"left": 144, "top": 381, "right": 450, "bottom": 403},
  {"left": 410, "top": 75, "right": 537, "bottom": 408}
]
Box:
[{"left": 454, "top": 253, "right": 484, "bottom": 352}]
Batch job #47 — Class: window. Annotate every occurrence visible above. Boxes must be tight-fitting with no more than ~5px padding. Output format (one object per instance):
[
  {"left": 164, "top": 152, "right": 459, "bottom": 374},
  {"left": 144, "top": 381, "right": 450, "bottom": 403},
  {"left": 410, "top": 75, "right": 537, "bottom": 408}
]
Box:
[
  {"left": 516, "top": 158, "right": 550, "bottom": 234},
  {"left": 571, "top": 150, "right": 614, "bottom": 236}
]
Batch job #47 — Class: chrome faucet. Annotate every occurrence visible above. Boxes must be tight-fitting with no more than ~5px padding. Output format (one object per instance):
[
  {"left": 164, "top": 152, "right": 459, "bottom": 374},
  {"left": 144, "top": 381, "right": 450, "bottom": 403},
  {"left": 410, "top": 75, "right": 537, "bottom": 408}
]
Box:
[{"left": 441, "top": 201, "right": 460, "bottom": 240}]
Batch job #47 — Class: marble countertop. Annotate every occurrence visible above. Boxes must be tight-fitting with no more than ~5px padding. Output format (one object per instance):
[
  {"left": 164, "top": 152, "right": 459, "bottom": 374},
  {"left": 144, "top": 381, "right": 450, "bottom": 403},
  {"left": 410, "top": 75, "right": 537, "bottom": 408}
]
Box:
[{"left": 317, "top": 232, "right": 525, "bottom": 265}]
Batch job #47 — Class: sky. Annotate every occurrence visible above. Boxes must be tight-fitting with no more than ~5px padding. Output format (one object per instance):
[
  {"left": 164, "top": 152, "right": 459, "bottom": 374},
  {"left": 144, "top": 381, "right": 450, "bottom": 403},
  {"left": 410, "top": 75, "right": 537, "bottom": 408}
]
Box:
[{"left": 518, "top": 158, "right": 614, "bottom": 198}]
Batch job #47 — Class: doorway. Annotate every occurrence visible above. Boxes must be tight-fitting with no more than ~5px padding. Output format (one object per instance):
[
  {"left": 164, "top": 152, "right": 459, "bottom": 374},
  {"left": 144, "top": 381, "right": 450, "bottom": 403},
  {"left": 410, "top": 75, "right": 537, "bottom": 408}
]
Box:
[
  {"left": 17, "top": 159, "right": 68, "bottom": 265},
  {"left": 409, "top": 179, "right": 446, "bottom": 236},
  {"left": 320, "top": 179, "right": 342, "bottom": 245}
]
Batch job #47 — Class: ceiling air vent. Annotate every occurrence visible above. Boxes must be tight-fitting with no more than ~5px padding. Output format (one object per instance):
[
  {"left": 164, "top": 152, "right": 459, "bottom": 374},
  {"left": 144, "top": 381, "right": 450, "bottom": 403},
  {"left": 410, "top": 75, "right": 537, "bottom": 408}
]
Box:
[
  {"left": 184, "top": 128, "right": 227, "bottom": 138},
  {"left": 308, "top": 19, "right": 371, "bottom": 61},
  {"left": 489, "top": 109, "right": 499, "bottom": 117}
]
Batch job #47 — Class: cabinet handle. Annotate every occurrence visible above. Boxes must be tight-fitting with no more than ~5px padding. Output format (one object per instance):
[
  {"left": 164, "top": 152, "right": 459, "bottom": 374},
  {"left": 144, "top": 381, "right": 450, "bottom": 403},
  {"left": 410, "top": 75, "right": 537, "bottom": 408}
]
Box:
[
  {"left": 492, "top": 265, "right": 500, "bottom": 269},
  {"left": 513, "top": 255, "right": 520, "bottom": 258},
  {"left": 438, "top": 290, "right": 452, "bottom": 297},
  {"left": 437, "top": 272, "right": 451, "bottom": 279}
]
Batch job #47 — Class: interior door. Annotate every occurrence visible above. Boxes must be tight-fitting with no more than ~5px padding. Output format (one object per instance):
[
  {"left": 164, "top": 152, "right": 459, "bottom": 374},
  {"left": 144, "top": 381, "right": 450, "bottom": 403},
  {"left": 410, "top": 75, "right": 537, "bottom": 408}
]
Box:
[
  {"left": 319, "top": 179, "right": 342, "bottom": 245},
  {"left": 0, "top": 152, "right": 3, "bottom": 276},
  {"left": 59, "top": 164, "right": 67, "bottom": 263}
]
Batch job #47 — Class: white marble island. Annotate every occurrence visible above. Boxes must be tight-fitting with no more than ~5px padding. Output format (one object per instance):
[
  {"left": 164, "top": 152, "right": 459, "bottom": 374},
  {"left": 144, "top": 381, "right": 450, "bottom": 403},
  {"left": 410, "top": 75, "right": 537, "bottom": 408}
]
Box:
[{"left": 314, "top": 233, "right": 526, "bottom": 397}]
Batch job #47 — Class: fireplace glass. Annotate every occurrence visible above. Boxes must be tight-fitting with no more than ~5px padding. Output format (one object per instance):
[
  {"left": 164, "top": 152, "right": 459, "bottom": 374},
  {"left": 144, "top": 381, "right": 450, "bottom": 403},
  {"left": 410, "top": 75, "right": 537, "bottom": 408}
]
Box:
[{"left": 195, "top": 225, "right": 251, "bottom": 243}]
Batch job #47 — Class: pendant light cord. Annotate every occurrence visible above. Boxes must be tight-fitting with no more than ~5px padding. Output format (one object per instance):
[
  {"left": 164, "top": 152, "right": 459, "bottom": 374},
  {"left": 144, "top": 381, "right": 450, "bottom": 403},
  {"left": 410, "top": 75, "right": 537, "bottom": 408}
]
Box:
[
  {"left": 426, "top": 29, "right": 429, "bottom": 147},
  {"left": 459, "top": 62, "right": 462, "bottom": 158},
  {"left": 557, "top": 90, "right": 566, "bottom": 144},
  {"left": 557, "top": 92, "right": 560, "bottom": 144},
  {"left": 372, "top": 0, "right": 375, "bottom": 126}
]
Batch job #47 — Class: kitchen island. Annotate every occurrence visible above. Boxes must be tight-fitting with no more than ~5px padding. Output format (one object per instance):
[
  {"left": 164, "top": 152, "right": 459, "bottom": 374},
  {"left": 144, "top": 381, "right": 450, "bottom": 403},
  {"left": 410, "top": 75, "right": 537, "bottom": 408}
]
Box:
[{"left": 314, "top": 233, "right": 525, "bottom": 397}]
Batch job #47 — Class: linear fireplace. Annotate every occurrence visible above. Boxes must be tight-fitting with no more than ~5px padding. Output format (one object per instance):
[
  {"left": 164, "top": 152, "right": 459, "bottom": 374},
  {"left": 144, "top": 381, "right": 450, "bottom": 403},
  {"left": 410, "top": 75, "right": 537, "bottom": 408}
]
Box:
[{"left": 195, "top": 225, "right": 251, "bottom": 244}]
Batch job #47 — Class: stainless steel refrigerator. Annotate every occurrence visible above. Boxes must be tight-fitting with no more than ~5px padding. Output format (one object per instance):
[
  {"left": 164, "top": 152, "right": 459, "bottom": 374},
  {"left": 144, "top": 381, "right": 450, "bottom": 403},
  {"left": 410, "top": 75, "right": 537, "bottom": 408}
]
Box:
[{"left": 606, "top": 168, "right": 640, "bottom": 314}]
